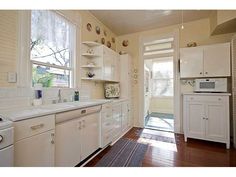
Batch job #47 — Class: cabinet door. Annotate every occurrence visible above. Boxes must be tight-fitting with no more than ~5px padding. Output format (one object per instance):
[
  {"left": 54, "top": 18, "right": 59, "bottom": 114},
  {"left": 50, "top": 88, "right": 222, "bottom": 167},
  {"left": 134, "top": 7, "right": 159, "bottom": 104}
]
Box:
[
  {"left": 80, "top": 113, "right": 100, "bottom": 161},
  {"left": 203, "top": 43, "right": 230, "bottom": 77},
  {"left": 205, "top": 103, "right": 226, "bottom": 141},
  {"left": 180, "top": 47, "right": 204, "bottom": 78},
  {"left": 121, "top": 101, "right": 129, "bottom": 132},
  {"left": 15, "top": 130, "right": 55, "bottom": 167},
  {"left": 55, "top": 119, "right": 81, "bottom": 167},
  {"left": 112, "top": 104, "right": 122, "bottom": 140},
  {"left": 103, "top": 48, "right": 112, "bottom": 80},
  {"left": 185, "top": 101, "right": 205, "bottom": 139}
]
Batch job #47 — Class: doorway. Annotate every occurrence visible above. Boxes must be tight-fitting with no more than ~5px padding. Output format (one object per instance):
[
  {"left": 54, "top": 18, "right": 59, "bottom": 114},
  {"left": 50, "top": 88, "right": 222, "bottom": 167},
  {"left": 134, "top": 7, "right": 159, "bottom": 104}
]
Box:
[
  {"left": 140, "top": 34, "right": 179, "bottom": 132},
  {"left": 144, "top": 57, "right": 174, "bottom": 132}
]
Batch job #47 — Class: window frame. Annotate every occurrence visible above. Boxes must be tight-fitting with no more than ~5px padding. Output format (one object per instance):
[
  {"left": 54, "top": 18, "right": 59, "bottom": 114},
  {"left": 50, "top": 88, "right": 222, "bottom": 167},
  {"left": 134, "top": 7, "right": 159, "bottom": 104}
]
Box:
[
  {"left": 30, "top": 10, "right": 76, "bottom": 88},
  {"left": 17, "top": 10, "right": 79, "bottom": 89}
]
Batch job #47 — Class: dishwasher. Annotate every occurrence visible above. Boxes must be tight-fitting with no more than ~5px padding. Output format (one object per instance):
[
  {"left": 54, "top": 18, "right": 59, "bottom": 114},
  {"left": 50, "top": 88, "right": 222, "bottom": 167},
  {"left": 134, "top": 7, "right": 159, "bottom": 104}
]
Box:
[{"left": 55, "top": 105, "right": 101, "bottom": 167}]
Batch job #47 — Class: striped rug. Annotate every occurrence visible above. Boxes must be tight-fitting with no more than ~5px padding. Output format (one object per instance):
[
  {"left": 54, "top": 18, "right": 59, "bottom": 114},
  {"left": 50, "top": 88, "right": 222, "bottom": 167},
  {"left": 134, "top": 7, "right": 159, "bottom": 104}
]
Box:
[{"left": 95, "top": 138, "right": 148, "bottom": 167}]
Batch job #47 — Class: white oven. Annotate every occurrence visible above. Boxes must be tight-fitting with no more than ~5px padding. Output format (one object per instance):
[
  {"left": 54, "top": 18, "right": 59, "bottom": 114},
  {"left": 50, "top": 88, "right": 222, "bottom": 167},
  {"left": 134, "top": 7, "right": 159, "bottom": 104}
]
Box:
[
  {"left": 0, "top": 117, "right": 14, "bottom": 167},
  {"left": 194, "top": 78, "right": 228, "bottom": 93}
]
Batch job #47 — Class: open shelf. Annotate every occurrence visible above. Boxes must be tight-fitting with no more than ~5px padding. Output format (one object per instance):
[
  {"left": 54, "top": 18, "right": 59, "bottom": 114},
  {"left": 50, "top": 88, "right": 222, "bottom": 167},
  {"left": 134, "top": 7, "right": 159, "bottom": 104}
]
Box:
[
  {"left": 81, "top": 65, "right": 101, "bottom": 68},
  {"left": 82, "top": 53, "right": 100, "bottom": 57},
  {"left": 82, "top": 41, "right": 101, "bottom": 47}
]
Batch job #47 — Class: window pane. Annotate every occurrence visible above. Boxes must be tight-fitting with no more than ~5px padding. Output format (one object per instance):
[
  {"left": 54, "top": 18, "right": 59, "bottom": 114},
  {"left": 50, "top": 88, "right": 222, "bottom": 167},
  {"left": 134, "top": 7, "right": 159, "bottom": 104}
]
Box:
[
  {"left": 32, "top": 64, "right": 70, "bottom": 88},
  {"left": 152, "top": 79, "right": 173, "bottom": 97},
  {"left": 152, "top": 60, "right": 173, "bottom": 79},
  {"left": 31, "top": 10, "right": 71, "bottom": 68},
  {"left": 144, "top": 42, "right": 172, "bottom": 51},
  {"left": 143, "top": 37, "right": 174, "bottom": 45},
  {"left": 144, "top": 49, "right": 174, "bottom": 56}
]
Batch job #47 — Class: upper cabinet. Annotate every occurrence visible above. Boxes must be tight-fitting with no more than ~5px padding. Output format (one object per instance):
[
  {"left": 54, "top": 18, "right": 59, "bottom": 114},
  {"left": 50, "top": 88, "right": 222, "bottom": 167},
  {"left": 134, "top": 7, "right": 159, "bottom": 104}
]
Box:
[
  {"left": 180, "top": 43, "right": 231, "bottom": 78},
  {"left": 81, "top": 41, "right": 120, "bottom": 82}
]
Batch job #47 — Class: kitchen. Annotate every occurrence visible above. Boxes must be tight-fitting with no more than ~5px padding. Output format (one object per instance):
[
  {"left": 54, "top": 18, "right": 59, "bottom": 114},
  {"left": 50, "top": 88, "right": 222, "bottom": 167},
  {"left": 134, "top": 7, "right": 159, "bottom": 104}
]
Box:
[{"left": 1, "top": 1, "right": 236, "bottom": 174}]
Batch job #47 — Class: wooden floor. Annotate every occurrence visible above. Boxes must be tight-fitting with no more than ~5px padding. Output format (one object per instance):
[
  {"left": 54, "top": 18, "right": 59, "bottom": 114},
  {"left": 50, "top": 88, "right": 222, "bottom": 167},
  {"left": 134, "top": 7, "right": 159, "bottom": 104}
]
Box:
[{"left": 86, "top": 127, "right": 236, "bottom": 167}]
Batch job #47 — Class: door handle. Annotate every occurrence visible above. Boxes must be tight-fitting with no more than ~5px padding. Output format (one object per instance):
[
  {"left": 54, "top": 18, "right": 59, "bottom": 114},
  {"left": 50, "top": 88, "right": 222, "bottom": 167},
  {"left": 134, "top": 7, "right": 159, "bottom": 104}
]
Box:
[
  {"left": 81, "top": 110, "right": 86, "bottom": 114},
  {"left": 51, "top": 133, "right": 55, "bottom": 144},
  {"left": 0, "top": 135, "right": 3, "bottom": 143}
]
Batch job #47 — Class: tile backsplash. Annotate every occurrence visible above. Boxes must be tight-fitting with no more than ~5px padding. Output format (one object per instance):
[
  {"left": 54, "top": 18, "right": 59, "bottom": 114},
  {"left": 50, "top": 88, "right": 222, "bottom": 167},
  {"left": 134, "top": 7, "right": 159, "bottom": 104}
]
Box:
[{"left": 0, "top": 87, "right": 90, "bottom": 109}]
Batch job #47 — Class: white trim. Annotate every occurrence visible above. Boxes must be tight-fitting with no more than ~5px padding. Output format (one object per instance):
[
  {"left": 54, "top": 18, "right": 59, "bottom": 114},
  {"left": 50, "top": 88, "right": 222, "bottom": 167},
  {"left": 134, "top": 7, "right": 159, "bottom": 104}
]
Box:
[
  {"left": 31, "top": 60, "right": 72, "bottom": 70},
  {"left": 138, "top": 30, "right": 181, "bottom": 133},
  {"left": 17, "top": 10, "right": 31, "bottom": 88}
]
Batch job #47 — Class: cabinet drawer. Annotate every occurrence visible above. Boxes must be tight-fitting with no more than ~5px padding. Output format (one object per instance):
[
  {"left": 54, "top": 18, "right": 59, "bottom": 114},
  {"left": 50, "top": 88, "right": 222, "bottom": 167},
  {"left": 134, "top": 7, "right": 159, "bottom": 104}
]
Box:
[
  {"left": 14, "top": 114, "right": 55, "bottom": 141},
  {"left": 185, "top": 95, "right": 224, "bottom": 103},
  {"left": 102, "top": 117, "right": 113, "bottom": 133},
  {"left": 56, "top": 105, "right": 101, "bottom": 123},
  {"left": 101, "top": 110, "right": 112, "bottom": 121}
]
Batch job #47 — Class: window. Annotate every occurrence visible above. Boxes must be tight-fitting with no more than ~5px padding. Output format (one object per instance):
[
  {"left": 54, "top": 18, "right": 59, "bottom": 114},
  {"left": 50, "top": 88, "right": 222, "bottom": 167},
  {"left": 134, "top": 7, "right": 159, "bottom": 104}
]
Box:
[
  {"left": 30, "top": 10, "right": 75, "bottom": 88},
  {"left": 152, "top": 58, "right": 173, "bottom": 97}
]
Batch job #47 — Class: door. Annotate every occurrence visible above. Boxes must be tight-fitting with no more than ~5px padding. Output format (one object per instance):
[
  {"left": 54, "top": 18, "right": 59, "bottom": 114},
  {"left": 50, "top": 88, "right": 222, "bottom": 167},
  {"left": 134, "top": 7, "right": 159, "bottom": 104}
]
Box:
[
  {"left": 185, "top": 101, "right": 205, "bottom": 139},
  {"left": 55, "top": 119, "right": 81, "bottom": 167},
  {"left": 205, "top": 103, "right": 226, "bottom": 141},
  {"left": 180, "top": 47, "right": 204, "bottom": 78},
  {"left": 80, "top": 113, "right": 100, "bottom": 161},
  {"left": 203, "top": 43, "right": 230, "bottom": 77},
  {"left": 14, "top": 130, "right": 55, "bottom": 167}
]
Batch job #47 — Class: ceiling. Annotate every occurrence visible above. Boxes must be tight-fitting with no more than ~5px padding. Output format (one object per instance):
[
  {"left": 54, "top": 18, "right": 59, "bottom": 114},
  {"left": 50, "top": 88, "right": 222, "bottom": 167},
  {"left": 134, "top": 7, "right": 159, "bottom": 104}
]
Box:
[{"left": 90, "top": 10, "right": 212, "bottom": 35}]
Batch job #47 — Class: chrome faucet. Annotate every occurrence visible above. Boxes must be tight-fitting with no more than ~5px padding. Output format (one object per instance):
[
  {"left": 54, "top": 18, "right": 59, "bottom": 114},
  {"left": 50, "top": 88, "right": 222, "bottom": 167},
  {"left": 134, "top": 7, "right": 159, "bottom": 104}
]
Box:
[{"left": 58, "top": 89, "right": 62, "bottom": 103}]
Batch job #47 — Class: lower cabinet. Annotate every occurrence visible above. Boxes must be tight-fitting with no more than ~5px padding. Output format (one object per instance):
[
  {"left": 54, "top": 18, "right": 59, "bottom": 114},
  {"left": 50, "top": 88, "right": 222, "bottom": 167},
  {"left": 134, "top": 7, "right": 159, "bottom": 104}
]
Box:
[
  {"left": 55, "top": 112, "right": 100, "bottom": 167},
  {"left": 100, "top": 100, "right": 132, "bottom": 148},
  {"left": 14, "top": 115, "right": 55, "bottom": 167},
  {"left": 183, "top": 94, "right": 230, "bottom": 149}
]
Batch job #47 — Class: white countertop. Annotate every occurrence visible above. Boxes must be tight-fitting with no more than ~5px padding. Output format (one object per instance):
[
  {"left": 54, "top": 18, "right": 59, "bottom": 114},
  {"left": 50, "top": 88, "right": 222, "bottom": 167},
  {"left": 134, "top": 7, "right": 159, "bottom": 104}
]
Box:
[
  {"left": 0, "top": 99, "right": 121, "bottom": 122},
  {"left": 182, "top": 92, "right": 231, "bottom": 96}
]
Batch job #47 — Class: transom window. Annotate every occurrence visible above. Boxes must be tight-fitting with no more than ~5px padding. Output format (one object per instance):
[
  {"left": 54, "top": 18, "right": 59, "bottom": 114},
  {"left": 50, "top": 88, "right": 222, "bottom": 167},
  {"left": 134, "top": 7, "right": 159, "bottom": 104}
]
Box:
[{"left": 30, "top": 10, "right": 75, "bottom": 88}]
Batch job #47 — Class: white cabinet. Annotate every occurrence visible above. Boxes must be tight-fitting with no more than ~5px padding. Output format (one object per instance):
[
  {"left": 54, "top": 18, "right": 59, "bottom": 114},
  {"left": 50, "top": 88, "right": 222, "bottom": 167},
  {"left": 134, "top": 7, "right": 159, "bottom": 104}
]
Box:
[
  {"left": 180, "top": 47, "right": 204, "bottom": 78},
  {"left": 55, "top": 118, "right": 81, "bottom": 167},
  {"left": 14, "top": 130, "right": 55, "bottom": 167},
  {"left": 203, "top": 43, "right": 231, "bottom": 77},
  {"left": 183, "top": 94, "right": 230, "bottom": 149},
  {"left": 180, "top": 43, "right": 231, "bottom": 78},
  {"left": 112, "top": 103, "right": 122, "bottom": 141},
  {"left": 80, "top": 113, "right": 100, "bottom": 161},
  {"left": 81, "top": 41, "right": 120, "bottom": 82},
  {"left": 55, "top": 106, "right": 100, "bottom": 167},
  {"left": 14, "top": 115, "right": 55, "bottom": 167},
  {"left": 100, "top": 100, "right": 132, "bottom": 148}
]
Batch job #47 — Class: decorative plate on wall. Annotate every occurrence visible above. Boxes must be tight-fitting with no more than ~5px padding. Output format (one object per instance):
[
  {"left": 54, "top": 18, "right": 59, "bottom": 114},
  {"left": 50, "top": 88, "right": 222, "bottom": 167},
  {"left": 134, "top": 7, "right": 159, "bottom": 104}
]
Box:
[
  {"left": 107, "top": 41, "right": 111, "bottom": 48},
  {"left": 122, "top": 40, "right": 129, "bottom": 47},
  {"left": 103, "top": 30, "right": 107, "bottom": 36},
  {"left": 112, "top": 37, "right": 115, "bottom": 43},
  {"left": 86, "top": 23, "right": 92, "bottom": 31},
  {"left": 96, "top": 26, "right": 100, "bottom": 35},
  {"left": 101, "top": 38, "right": 105, "bottom": 44}
]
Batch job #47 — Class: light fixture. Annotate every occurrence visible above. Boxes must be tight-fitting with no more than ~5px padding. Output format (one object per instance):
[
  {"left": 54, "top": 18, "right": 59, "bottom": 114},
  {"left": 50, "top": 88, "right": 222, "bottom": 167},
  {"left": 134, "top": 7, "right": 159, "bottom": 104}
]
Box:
[{"left": 181, "top": 10, "right": 184, "bottom": 29}]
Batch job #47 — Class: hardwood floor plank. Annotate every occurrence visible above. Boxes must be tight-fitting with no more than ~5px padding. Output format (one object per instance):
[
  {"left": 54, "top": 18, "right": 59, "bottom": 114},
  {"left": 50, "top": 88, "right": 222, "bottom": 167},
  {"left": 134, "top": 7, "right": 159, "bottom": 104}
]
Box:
[{"left": 85, "top": 127, "right": 236, "bottom": 167}]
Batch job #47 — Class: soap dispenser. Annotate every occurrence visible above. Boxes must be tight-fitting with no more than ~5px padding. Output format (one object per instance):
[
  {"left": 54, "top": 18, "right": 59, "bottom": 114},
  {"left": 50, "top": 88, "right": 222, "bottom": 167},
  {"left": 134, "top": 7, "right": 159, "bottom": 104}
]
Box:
[
  {"left": 33, "top": 83, "right": 43, "bottom": 106},
  {"left": 74, "top": 91, "right": 79, "bottom": 101}
]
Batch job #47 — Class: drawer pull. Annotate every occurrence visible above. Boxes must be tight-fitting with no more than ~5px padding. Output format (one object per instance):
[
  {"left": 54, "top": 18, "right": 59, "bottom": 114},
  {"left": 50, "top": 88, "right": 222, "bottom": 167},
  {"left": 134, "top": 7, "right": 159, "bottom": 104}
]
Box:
[
  {"left": 218, "top": 98, "right": 222, "bottom": 101},
  {"left": 30, "top": 123, "right": 44, "bottom": 130},
  {"left": 81, "top": 110, "right": 86, "bottom": 114},
  {"left": 0, "top": 135, "right": 3, "bottom": 143}
]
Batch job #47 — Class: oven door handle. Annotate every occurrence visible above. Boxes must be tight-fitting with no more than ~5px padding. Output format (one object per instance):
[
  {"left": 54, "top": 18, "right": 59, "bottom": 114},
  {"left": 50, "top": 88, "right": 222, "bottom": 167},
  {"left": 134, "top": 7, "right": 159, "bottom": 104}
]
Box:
[{"left": 0, "top": 135, "right": 3, "bottom": 143}]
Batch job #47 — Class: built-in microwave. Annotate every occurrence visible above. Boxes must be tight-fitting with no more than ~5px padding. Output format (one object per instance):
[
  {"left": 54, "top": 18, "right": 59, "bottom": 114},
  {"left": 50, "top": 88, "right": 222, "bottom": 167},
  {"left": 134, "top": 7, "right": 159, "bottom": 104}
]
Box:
[{"left": 194, "top": 78, "right": 228, "bottom": 93}]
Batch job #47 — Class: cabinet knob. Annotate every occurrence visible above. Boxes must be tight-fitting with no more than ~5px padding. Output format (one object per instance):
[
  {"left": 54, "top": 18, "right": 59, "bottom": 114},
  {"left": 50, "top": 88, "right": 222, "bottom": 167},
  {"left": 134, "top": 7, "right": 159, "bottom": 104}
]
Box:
[
  {"left": 218, "top": 98, "right": 222, "bottom": 101},
  {"left": 205, "top": 72, "right": 208, "bottom": 74},
  {"left": 202, "top": 117, "right": 205, "bottom": 120},
  {"left": 200, "top": 72, "right": 202, "bottom": 75},
  {"left": 51, "top": 133, "right": 55, "bottom": 144}
]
